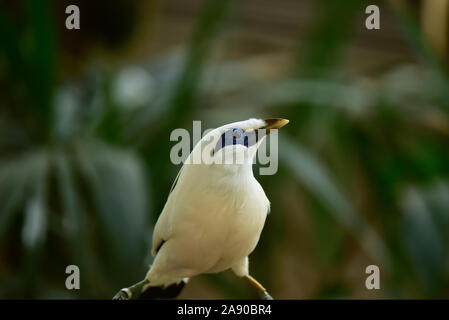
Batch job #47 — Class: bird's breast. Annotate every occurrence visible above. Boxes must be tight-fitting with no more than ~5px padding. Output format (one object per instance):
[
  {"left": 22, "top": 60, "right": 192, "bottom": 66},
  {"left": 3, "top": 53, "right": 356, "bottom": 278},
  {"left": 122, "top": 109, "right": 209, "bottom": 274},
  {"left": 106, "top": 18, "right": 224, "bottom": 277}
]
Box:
[
  {"left": 178, "top": 170, "right": 269, "bottom": 272},
  {"left": 158, "top": 164, "right": 270, "bottom": 276}
]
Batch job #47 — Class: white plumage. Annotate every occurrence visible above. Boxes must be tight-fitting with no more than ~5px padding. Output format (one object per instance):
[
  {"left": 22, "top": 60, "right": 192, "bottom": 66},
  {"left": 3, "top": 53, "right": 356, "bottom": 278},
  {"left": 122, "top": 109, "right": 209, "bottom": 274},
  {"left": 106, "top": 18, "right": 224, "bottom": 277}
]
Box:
[
  {"left": 146, "top": 119, "right": 271, "bottom": 288},
  {"left": 114, "top": 118, "right": 288, "bottom": 299}
]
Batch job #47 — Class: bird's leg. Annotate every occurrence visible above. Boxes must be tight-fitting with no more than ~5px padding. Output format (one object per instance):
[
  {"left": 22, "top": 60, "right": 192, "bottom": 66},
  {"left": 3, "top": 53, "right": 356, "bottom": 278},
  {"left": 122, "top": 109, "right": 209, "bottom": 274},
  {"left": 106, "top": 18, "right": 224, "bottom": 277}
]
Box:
[
  {"left": 112, "top": 279, "right": 149, "bottom": 300},
  {"left": 245, "top": 275, "right": 273, "bottom": 300}
]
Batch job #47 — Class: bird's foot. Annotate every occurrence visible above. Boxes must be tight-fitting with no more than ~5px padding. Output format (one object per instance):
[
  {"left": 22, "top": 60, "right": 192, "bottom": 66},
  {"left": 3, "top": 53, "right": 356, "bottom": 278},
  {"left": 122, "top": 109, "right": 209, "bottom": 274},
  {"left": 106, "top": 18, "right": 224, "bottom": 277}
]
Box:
[
  {"left": 113, "top": 288, "right": 132, "bottom": 300},
  {"left": 262, "top": 291, "right": 273, "bottom": 300}
]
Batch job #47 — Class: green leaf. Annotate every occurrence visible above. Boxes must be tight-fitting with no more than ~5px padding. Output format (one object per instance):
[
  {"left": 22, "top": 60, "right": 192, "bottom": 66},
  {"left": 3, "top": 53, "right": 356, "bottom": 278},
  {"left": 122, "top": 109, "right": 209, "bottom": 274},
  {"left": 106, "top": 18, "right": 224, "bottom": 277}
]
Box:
[
  {"left": 170, "top": 0, "right": 232, "bottom": 117},
  {"left": 131, "top": 0, "right": 233, "bottom": 146},
  {"left": 211, "top": 79, "right": 374, "bottom": 116},
  {"left": 308, "top": 202, "right": 345, "bottom": 269},
  {"left": 54, "top": 152, "right": 83, "bottom": 240},
  {"left": 21, "top": 151, "right": 49, "bottom": 250},
  {"left": 0, "top": 151, "right": 47, "bottom": 241},
  {"left": 391, "top": 4, "right": 449, "bottom": 110},
  {"left": 279, "top": 134, "right": 390, "bottom": 268},
  {"left": 400, "top": 186, "right": 447, "bottom": 295},
  {"left": 424, "top": 181, "right": 449, "bottom": 239},
  {"left": 75, "top": 140, "right": 150, "bottom": 277},
  {"left": 295, "top": 0, "right": 362, "bottom": 78}
]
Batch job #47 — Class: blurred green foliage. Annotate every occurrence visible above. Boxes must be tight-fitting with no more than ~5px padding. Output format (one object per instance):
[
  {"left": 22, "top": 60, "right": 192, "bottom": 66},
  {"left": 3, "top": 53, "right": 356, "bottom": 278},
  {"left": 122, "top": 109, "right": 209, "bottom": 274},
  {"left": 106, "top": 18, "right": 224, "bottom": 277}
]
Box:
[{"left": 1, "top": 0, "right": 449, "bottom": 299}]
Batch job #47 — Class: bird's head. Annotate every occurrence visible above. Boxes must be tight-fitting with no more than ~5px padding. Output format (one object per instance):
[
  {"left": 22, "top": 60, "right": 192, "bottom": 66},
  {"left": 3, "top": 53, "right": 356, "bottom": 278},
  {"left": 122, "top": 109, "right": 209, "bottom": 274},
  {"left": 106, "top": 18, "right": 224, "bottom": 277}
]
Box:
[{"left": 190, "top": 118, "right": 289, "bottom": 167}]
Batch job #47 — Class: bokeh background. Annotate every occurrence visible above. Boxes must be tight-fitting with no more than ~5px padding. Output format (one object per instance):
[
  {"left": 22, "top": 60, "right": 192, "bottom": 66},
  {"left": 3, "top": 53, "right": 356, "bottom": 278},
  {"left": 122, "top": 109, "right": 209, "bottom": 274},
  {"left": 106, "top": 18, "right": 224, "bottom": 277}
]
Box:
[{"left": 1, "top": 0, "right": 449, "bottom": 299}]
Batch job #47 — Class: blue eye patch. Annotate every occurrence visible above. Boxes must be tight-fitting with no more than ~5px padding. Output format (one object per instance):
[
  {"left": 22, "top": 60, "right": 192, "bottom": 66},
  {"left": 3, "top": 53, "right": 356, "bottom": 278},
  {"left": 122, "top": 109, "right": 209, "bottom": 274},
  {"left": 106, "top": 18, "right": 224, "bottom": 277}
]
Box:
[{"left": 214, "top": 128, "right": 264, "bottom": 154}]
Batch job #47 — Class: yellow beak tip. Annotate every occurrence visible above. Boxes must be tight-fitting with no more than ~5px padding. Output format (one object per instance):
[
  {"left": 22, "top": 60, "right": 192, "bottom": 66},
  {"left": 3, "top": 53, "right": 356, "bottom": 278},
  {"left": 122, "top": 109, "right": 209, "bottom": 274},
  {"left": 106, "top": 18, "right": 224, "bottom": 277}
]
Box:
[{"left": 263, "top": 118, "right": 290, "bottom": 130}]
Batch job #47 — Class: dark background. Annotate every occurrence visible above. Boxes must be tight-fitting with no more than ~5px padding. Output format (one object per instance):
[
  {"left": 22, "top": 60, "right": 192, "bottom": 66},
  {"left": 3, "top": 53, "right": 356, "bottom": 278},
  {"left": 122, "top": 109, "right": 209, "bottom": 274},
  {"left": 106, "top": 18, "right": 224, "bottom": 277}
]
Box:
[{"left": 1, "top": 0, "right": 449, "bottom": 299}]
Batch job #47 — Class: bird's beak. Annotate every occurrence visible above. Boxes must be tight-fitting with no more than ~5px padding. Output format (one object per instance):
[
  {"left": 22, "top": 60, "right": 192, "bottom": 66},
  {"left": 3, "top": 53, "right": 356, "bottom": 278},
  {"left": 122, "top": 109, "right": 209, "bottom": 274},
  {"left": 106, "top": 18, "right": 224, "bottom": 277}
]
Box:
[{"left": 263, "top": 118, "right": 289, "bottom": 133}]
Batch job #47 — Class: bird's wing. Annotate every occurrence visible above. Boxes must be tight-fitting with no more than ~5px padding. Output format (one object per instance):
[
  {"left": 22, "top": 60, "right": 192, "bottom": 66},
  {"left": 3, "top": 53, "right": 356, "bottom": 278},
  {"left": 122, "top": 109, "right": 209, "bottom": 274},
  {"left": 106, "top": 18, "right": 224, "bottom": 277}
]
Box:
[
  {"left": 151, "top": 165, "right": 185, "bottom": 256},
  {"left": 168, "top": 165, "right": 183, "bottom": 197},
  {"left": 151, "top": 206, "right": 169, "bottom": 256}
]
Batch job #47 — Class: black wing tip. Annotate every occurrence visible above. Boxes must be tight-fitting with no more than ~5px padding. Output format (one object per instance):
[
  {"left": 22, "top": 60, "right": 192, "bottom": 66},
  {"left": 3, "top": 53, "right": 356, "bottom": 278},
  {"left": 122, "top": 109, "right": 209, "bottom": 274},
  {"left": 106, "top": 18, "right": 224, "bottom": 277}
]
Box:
[{"left": 138, "top": 281, "right": 187, "bottom": 300}]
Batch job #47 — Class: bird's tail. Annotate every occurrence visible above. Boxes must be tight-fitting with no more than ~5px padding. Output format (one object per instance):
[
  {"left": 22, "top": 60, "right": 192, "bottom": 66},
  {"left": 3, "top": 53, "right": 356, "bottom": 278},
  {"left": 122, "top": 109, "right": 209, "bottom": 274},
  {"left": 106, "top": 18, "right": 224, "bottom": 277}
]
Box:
[{"left": 138, "top": 279, "right": 188, "bottom": 299}]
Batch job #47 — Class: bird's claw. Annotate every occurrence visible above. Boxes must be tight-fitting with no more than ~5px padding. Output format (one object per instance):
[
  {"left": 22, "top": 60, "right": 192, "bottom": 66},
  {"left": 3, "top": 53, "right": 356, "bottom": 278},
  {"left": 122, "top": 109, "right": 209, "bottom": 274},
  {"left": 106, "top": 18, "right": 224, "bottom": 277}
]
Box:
[{"left": 113, "top": 288, "right": 132, "bottom": 300}]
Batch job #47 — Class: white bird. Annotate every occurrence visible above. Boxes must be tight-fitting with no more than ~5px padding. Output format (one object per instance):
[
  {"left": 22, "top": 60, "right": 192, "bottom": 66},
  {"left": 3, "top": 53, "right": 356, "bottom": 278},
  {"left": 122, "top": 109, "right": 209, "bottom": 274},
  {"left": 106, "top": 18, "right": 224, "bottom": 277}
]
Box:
[{"left": 113, "top": 118, "right": 289, "bottom": 300}]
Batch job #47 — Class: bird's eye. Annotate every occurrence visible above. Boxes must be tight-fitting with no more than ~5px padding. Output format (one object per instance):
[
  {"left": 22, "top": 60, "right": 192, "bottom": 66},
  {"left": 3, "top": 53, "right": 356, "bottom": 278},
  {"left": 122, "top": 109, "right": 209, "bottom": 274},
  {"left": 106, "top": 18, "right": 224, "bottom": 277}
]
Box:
[
  {"left": 214, "top": 128, "right": 246, "bottom": 153},
  {"left": 232, "top": 128, "right": 242, "bottom": 139}
]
